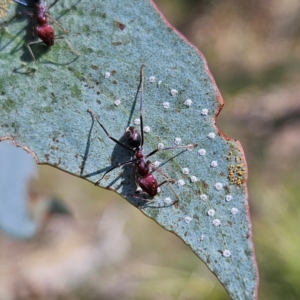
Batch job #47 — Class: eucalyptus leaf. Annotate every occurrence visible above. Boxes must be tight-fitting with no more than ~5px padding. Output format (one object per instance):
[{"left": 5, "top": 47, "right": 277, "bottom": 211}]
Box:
[{"left": 0, "top": 0, "right": 258, "bottom": 299}]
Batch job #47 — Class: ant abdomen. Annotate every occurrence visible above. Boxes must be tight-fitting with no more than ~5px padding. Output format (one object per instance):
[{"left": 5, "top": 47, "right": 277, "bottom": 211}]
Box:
[{"left": 138, "top": 174, "right": 158, "bottom": 197}]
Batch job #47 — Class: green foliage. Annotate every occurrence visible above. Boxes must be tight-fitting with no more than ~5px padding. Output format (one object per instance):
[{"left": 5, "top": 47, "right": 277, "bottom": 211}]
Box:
[{"left": 0, "top": 0, "right": 258, "bottom": 298}]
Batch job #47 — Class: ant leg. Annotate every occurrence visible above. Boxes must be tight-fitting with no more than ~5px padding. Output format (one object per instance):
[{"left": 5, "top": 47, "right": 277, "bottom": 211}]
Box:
[
  {"left": 27, "top": 39, "right": 43, "bottom": 64},
  {"left": 149, "top": 164, "right": 179, "bottom": 201},
  {"left": 157, "top": 178, "right": 175, "bottom": 188},
  {"left": 140, "top": 200, "right": 179, "bottom": 209},
  {"left": 6, "top": 11, "right": 34, "bottom": 23},
  {"left": 145, "top": 143, "right": 198, "bottom": 159},
  {"left": 87, "top": 108, "right": 135, "bottom": 153},
  {"left": 3, "top": 11, "right": 39, "bottom": 64},
  {"left": 29, "top": 13, "right": 35, "bottom": 38},
  {"left": 48, "top": 0, "right": 60, "bottom": 10},
  {"left": 131, "top": 193, "right": 155, "bottom": 205},
  {"left": 133, "top": 191, "right": 179, "bottom": 209},
  {"left": 2, "top": 11, "right": 34, "bottom": 30},
  {"left": 55, "top": 35, "right": 79, "bottom": 55},
  {"left": 47, "top": 14, "right": 69, "bottom": 34},
  {"left": 158, "top": 177, "right": 179, "bottom": 202},
  {"left": 55, "top": 35, "right": 78, "bottom": 55},
  {"left": 138, "top": 65, "right": 145, "bottom": 147},
  {"left": 94, "top": 158, "right": 136, "bottom": 186},
  {"left": 132, "top": 164, "right": 139, "bottom": 187},
  {"left": 27, "top": 36, "right": 79, "bottom": 64},
  {"left": 4, "top": 12, "right": 21, "bottom": 25}
]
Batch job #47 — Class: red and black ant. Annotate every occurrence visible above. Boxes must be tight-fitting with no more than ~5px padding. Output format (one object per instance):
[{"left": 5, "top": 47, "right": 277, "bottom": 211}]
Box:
[
  {"left": 87, "top": 65, "right": 197, "bottom": 208},
  {"left": 6, "top": 0, "right": 78, "bottom": 63}
]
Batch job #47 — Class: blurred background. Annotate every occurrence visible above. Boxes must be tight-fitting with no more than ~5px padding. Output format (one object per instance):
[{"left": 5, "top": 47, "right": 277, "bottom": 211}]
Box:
[{"left": 1, "top": 0, "right": 300, "bottom": 299}]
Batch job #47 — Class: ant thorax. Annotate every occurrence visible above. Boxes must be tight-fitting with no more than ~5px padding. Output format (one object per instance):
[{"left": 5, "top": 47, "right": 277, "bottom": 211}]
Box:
[
  {"left": 136, "top": 153, "right": 150, "bottom": 176},
  {"left": 36, "top": 2, "right": 48, "bottom": 25}
]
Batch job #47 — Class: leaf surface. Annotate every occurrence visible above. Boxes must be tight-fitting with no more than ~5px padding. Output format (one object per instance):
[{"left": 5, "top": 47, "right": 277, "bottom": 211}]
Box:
[{"left": 0, "top": 0, "right": 258, "bottom": 299}]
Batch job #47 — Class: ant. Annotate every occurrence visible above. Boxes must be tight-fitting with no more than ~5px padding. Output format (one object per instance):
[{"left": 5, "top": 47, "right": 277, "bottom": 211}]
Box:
[
  {"left": 87, "top": 65, "right": 197, "bottom": 208},
  {"left": 6, "top": 0, "right": 78, "bottom": 64}
]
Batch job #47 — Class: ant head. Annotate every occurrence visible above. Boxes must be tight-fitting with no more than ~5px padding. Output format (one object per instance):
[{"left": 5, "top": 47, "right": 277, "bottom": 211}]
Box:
[{"left": 125, "top": 126, "right": 141, "bottom": 149}]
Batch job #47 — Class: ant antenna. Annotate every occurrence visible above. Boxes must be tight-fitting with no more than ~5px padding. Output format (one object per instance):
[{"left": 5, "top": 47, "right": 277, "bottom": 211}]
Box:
[{"left": 139, "top": 64, "right": 145, "bottom": 149}]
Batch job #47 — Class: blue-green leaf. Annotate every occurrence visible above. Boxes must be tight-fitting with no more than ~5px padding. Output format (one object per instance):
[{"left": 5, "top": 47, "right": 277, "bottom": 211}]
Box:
[{"left": 0, "top": 0, "right": 258, "bottom": 299}]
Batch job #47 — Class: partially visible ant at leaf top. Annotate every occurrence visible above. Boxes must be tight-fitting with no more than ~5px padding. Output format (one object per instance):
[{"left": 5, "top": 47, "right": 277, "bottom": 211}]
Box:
[
  {"left": 6, "top": 0, "right": 78, "bottom": 64},
  {"left": 87, "top": 65, "right": 197, "bottom": 209}
]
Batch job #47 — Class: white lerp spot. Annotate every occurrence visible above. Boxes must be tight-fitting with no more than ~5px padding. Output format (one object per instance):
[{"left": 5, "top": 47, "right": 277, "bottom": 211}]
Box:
[
  {"left": 143, "top": 126, "right": 151, "bottom": 133},
  {"left": 226, "top": 195, "right": 233, "bottom": 202},
  {"left": 200, "top": 194, "right": 208, "bottom": 201},
  {"left": 214, "top": 182, "right": 223, "bottom": 190},
  {"left": 208, "top": 132, "right": 216, "bottom": 139},
  {"left": 170, "top": 89, "right": 178, "bottom": 96},
  {"left": 153, "top": 161, "right": 161, "bottom": 168},
  {"left": 136, "top": 186, "right": 143, "bottom": 193},
  {"left": 223, "top": 249, "right": 231, "bottom": 257},
  {"left": 104, "top": 72, "right": 110, "bottom": 78},
  {"left": 184, "top": 99, "right": 192, "bottom": 107},
  {"left": 190, "top": 176, "right": 198, "bottom": 183},
  {"left": 198, "top": 148, "right": 206, "bottom": 156},
  {"left": 149, "top": 76, "right": 155, "bottom": 83},
  {"left": 211, "top": 160, "right": 218, "bottom": 168},
  {"left": 163, "top": 102, "right": 170, "bottom": 109},
  {"left": 134, "top": 118, "right": 140, "bottom": 125},
  {"left": 164, "top": 197, "right": 172, "bottom": 205},
  {"left": 114, "top": 99, "right": 121, "bottom": 106},
  {"left": 212, "top": 219, "right": 221, "bottom": 226},
  {"left": 207, "top": 209, "right": 215, "bottom": 217},
  {"left": 157, "top": 187, "right": 161, "bottom": 193},
  {"left": 158, "top": 80, "right": 162, "bottom": 86},
  {"left": 231, "top": 207, "right": 239, "bottom": 215},
  {"left": 177, "top": 179, "right": 185, "bottom": 186},
  {"left": 158, "top": 143, "right": 164, "bottom": 149},
  {"left": 182, "top": 168, "right": 189, "bottom": 175},
  {"left": 184, "top": 216, "right": 192, "bottom": 224},
  {"left": 201, "top": 108, "right": 208, "bottom": 116},
  {"left": 174, "top": 137, "right": 181, "bottom": 145}
]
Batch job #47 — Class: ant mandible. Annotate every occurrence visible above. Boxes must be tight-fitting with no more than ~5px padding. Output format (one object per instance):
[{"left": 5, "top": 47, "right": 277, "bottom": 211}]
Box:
[
  {"left": 88, "top": 65, "right": 197, "bottom": 208},
  {"left": 7, "top": 0, "right": 78, "bottom": 64}
]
